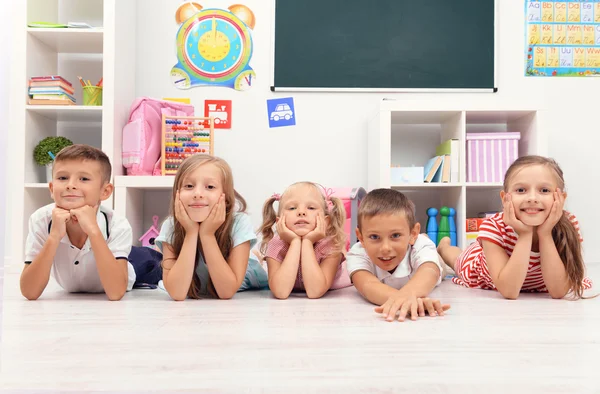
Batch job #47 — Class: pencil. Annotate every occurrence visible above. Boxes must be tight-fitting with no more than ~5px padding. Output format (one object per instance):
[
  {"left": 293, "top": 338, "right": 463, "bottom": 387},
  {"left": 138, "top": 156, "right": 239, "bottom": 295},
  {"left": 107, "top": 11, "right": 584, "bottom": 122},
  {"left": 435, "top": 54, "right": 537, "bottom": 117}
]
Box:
[{"left": 77, "top": 76, "right": 85, "bottom": 87}]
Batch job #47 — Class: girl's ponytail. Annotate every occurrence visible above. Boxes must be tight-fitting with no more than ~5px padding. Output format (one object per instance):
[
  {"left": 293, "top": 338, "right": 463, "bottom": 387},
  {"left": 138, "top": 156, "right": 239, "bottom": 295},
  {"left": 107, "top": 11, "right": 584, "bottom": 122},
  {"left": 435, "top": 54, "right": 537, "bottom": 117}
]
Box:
[{"left": 552, "top": 213, "right": 585, "bottom": 299}]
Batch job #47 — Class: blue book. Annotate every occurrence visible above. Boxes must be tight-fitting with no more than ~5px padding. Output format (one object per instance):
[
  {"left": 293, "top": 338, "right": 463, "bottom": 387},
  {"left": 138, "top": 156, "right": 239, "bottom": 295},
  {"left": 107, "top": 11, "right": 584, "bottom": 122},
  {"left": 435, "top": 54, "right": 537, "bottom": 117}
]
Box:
[{"left": 424, "top": 156, "right": 443, "bottom": 183}]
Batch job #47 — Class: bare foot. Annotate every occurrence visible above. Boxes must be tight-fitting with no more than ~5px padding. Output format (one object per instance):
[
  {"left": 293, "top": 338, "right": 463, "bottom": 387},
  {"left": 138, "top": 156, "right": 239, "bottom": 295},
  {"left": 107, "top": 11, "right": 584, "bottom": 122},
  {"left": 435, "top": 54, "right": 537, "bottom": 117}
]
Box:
[{"left": 437, "top": 236, "right": 451, "bottom": 254}]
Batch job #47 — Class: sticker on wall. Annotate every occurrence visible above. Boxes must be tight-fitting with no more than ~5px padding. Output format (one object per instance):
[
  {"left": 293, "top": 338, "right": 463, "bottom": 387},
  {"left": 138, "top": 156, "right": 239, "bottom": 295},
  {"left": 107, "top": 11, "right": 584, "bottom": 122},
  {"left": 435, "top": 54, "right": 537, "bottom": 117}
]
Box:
[
  {"left": 171, "top": 2, "right": 257, "bottom": 90},
  {"left": 525, "top": 0, "right": 600, "bottom": 77},
  {"left": 204, "top": 100, "right": 232, "bottom": 129},
  {"left": 267, "top": 97, "right": 296, "bottom": 128}
]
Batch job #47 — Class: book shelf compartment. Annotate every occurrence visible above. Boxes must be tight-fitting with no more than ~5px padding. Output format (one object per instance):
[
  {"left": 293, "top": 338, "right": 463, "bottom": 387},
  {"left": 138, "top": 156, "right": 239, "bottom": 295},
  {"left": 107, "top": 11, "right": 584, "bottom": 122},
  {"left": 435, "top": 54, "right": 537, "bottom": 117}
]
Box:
[{"left": 369, "top": 106, "right": 541, "bottom": 249}]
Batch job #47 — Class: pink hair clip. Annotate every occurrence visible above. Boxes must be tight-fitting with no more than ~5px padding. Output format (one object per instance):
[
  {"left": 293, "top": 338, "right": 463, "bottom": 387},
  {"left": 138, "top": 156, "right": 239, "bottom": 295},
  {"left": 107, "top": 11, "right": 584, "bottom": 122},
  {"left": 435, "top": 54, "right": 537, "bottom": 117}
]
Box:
[
  {"left": 271, "top": 193, "right": 281, "bottom": 201},
  {"left": 316, "top": 183, "right": 335, "bottom": 210}
]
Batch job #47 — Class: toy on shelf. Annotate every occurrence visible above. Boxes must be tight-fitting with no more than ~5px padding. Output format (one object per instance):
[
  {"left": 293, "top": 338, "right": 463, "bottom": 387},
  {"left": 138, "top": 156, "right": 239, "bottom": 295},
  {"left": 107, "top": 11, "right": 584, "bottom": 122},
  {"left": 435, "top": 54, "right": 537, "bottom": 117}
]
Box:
[
  {"left": 161, "top": 114, "right": 214, "bottom": 175},
  {"left": 139, "top": 215, "right": 161, "bottom": 251},
  {"left": 426, "top": 206, "right": 457, "bottom": 246}
]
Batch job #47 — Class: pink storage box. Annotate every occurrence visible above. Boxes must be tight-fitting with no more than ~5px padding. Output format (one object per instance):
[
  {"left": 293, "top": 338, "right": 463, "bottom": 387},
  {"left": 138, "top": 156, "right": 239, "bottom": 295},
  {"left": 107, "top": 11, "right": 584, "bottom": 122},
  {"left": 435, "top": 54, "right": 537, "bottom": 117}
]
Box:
[{"left": 466, "top": 132, "right": 520, "bottom": 183}]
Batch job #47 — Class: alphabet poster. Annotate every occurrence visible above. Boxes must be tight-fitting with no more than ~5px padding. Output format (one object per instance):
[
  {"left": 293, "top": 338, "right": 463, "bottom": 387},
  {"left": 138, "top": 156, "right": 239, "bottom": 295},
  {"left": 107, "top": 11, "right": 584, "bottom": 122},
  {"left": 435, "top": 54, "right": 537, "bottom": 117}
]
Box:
[{"left": 525, "top": 0, "right": 600, "bottom": 76}]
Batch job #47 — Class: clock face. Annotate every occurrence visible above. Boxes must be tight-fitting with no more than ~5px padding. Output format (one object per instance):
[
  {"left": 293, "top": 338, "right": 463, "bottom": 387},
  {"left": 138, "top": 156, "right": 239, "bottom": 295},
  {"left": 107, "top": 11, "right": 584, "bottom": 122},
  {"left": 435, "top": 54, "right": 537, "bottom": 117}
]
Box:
[
  {"left": 170, "top": 67, "right": 191, "bottom": 89},
  {"left": 198, "top": 30, "right": 231, "bottom": 62},
  {"left": 177, "top": 9, "right": 252, "bottom": 82},
  {"left": 234, "top": 70, "right": 256, "bottom": 91}
]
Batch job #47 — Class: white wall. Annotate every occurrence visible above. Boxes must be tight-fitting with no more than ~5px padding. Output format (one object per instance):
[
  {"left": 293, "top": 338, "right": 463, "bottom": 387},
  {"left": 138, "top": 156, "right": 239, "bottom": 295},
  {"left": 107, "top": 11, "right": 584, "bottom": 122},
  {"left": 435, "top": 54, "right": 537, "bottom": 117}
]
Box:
[
  {"left": 133, "top": 0, "right": 600, "bottom": 262},
  {"left": 1, "top": 1, "right": 13, "bottom": 271},
  {"left": 3, "top": 1, "right": 595, "bottom": 262}
]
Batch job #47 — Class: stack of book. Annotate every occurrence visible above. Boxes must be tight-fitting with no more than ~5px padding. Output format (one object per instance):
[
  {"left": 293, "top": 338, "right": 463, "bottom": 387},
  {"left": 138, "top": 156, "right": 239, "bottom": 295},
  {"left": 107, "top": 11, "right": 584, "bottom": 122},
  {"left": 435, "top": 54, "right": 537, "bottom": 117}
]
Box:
[{"left": 28, "top": 76, "right": 76, "bottom": 105}]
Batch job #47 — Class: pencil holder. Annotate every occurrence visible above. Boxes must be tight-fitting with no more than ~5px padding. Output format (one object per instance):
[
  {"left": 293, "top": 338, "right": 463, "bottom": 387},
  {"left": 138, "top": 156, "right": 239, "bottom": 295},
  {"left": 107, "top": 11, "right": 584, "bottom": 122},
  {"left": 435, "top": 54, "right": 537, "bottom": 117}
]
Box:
[{"left": 83, "top": 86, "right": 103, "bottom": 106}]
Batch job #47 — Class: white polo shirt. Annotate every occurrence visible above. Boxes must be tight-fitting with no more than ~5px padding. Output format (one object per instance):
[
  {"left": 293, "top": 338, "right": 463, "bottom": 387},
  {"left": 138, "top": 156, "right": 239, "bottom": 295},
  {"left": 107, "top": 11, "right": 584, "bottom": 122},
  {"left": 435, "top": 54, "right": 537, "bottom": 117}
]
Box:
[
  {"left": 346, "top": 234, "right": 443, "bottom": 289},
  {"left": 24, "top": 203, "right": 136, "bottom": 293}
]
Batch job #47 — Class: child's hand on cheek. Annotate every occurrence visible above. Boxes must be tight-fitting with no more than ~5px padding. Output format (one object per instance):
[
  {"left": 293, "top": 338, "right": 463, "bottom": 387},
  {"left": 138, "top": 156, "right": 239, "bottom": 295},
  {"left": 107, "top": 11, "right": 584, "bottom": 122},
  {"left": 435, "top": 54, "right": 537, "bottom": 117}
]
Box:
[
  {"left": 537, "top": 188, "right": 565, "bottom": 236},
  {"left": 200, "top": 193, "right": 226, "bottom": 237},
  {"left": 175, "top": 191, "right": 199, "bottom": 234},
  {"left": 276, "top": 214, "right": 300, "bottom": 244},
  {"left": 304, "top": 212, "right": 327, "bottom": 244},
  {"left": 503, "top": 193, "right": 532, "bottom": 236},
  {"left": 69, "top": 205, "right": 100, "bottom": 236}
]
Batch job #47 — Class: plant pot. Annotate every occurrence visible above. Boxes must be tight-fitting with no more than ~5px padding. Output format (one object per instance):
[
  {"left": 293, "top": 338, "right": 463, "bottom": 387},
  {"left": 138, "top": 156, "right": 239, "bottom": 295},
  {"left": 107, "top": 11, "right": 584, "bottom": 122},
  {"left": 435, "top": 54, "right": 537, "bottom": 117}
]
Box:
[{"left": 45, "top": 163, "right": 53, "bottom": 182}]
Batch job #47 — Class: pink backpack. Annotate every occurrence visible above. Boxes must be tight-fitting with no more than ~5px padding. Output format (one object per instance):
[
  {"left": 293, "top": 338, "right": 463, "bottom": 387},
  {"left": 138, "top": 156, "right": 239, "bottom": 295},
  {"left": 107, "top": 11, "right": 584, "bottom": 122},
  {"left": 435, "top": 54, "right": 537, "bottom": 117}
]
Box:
[{"left": 122, "top": 97, "right": 195, "bottom": 175}]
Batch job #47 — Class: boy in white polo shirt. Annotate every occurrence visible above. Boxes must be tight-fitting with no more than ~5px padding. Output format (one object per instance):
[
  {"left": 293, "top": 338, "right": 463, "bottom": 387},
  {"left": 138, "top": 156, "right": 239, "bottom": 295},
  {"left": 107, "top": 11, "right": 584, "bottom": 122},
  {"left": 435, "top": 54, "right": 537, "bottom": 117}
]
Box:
[
  {"left": 21, "top": 144, "right": 135, "bottom": 301},
  {"left": 347, "top": 188, "right": 450, "bottom": 322}
]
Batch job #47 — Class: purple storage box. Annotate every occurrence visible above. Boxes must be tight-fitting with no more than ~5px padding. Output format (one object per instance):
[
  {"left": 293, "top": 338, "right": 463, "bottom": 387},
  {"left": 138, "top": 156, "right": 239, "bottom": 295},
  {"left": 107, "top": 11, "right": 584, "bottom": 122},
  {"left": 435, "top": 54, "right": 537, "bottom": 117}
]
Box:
[{"left": 466, "top": 132, "right": 520, "bottom": 183}]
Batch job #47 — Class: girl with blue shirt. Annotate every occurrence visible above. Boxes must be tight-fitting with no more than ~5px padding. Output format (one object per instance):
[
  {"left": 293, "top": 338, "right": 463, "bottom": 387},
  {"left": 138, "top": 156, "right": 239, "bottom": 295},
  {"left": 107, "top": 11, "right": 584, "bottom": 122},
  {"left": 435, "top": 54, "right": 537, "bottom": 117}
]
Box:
[{"left": 155, "top": 154, "right": 267, "bottom": 300}]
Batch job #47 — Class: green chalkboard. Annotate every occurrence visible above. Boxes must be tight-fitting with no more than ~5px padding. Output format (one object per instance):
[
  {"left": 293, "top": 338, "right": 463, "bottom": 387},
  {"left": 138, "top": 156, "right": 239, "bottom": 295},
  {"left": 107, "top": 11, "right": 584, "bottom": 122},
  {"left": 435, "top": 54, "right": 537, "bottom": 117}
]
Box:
[{"left": 273, "top": 0, "right": 496, "bottom": 91}]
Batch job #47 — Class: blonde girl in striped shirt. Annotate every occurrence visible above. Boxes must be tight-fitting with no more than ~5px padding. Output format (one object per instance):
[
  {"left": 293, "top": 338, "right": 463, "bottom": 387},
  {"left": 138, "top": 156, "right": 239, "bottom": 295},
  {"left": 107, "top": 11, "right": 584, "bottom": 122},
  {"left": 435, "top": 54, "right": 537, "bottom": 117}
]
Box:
[{"left": 438, "top": 155, "right": 592, "bottom": 300}]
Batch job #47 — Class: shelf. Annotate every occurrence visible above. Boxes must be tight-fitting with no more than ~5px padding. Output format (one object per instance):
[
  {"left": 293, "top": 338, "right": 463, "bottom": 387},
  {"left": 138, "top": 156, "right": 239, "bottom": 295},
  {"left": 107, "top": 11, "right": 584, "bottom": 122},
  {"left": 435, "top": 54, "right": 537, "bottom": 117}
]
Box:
[
  {"left": 114, "top": 176, "right": 175, "bottom": 189},
  {"left": 26, "top": 105, "right": 102, "bottom": 121},
  {"left": 466, "top": 110, "right": 536, "bottom": 124},
  {"left": 26, "top": 28, "right": 103, "bottom": 53},
  {"left": 24, "top": 183, "right": 49, "bottom": 189},
  {"left": 465, "top": 182, "right": 503, "bottom": 189},
  {"left": 392, "top": 183, "right": 463, "bottom": 189},
  {"left": 391, "top": 111, "right": 461, "bottom": 125}
]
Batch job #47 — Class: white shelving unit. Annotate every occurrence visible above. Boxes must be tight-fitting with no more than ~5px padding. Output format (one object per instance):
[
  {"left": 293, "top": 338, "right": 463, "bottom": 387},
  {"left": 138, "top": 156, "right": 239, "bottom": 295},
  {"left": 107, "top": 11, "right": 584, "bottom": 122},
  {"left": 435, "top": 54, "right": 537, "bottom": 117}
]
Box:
[
  {"left": 7, "top": 0, "right": 137, "bottom": 267},
  {"left": 367, "top": 101, "right": 544, "bottom": 250},
  {"left": 26, "top": 28, "right": 104, "bottom": 53},
  {"left": 113, "top": 176, "right": 174, "bottom": 249}
]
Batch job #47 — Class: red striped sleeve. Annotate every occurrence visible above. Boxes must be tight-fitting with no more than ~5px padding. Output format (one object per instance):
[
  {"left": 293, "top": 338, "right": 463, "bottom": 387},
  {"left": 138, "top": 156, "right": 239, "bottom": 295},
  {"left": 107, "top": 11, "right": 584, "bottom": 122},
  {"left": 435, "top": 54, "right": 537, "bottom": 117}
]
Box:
[{"left": 477, "top": 214, "right": 505, "bottom": 248}]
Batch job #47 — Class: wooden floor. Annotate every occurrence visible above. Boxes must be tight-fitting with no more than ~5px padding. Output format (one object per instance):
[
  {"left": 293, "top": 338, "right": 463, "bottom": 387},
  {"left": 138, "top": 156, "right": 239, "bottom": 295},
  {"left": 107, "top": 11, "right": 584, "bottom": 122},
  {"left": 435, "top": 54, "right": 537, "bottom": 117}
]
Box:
[{"left": 0, "top": 263, "right": 599, "bottom": 394}]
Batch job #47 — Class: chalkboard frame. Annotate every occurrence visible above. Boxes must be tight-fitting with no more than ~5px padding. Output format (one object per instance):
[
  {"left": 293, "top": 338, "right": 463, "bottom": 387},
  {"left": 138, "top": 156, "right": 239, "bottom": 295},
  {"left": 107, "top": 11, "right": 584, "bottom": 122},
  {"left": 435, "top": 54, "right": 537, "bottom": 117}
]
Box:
[{"left": 270, "top": 0, "right": 498, "bottom": 93}]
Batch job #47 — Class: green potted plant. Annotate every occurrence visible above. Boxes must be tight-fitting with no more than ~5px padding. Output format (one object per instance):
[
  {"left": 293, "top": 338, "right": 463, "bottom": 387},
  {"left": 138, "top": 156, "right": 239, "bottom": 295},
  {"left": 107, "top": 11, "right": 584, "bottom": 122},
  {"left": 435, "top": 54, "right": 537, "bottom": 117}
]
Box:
[{"left": 33, "top": 136, "right": 73, "bottom": 182}]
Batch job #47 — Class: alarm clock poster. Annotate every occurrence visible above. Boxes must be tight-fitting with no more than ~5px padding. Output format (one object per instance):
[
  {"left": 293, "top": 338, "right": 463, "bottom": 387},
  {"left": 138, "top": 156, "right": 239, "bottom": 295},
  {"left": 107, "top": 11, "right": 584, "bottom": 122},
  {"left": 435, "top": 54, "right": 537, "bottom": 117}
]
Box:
[{"left": 171, "top": 2, "right": 257, "bottom": 91}]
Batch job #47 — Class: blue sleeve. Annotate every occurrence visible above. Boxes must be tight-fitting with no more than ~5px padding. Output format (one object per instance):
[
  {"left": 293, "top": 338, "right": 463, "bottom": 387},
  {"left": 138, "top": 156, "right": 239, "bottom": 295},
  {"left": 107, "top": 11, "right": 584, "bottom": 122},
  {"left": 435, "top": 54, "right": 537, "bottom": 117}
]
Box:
[
  {"left": 154, "top": 217, "right": 175, "bottom": 253},
  {"left": 232, "top": 213, "right": 257, "bottom": 249}
]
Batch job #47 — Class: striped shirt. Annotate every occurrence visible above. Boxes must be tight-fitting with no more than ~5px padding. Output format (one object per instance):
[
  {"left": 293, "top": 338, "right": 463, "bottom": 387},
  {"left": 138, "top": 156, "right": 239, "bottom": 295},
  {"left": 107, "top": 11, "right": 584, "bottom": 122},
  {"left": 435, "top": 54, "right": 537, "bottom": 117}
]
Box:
[{"left": 452, "top": 212, "right": 593, "bottom": 292}]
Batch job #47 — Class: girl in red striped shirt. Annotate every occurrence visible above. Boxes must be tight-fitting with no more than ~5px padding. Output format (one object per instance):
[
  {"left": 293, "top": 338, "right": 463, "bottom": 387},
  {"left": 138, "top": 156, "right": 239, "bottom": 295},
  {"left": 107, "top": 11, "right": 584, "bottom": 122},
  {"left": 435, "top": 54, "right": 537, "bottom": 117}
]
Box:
[{"left": 438, "top": 155, "right": 593, "bottom": 300}]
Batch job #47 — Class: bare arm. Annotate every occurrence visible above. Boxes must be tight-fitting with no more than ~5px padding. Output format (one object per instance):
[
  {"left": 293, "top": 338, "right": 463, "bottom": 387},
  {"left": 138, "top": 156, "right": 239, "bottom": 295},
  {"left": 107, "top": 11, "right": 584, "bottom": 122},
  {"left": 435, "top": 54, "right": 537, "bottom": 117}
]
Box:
[
  {"left": 300, "top": 239, "right": 342, "bottom": 299},
  {"left": 162, "top": 230, "right": 199, "bottom": 301},
  {"left": 538, "top": 233, "right": 569, "bottom": 299},
  {"left": 396, "top": 262, "right": 440, "bottom": 297},
  {"left": 20, "top": 207, "right": 72, "bottom": 300},
  {"left": 352, "top": 262, "right": 440, "bottom": 306},
  {"left": 20, "top": 236, "right": 59, "bottom": 300},
  {"left": 482, "top": 236, "right": 533, "bottom": 300},
  {"left": 201, "top": 234, "right": 250, "bottom": 300},
  {"left": 88, "top": 232, "right": 128, "bottom": 301},
  {"left": 351, "top": 270, "right": 398, "bottom": 305},
  {"left": 265, "top": 238, "right": 302, "bottom": 299}
]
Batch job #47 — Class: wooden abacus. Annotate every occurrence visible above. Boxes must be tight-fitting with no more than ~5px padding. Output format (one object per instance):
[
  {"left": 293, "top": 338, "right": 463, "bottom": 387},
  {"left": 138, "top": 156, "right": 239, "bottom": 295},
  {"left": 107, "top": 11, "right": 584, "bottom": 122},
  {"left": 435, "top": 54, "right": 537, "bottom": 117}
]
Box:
[{"left": 161, "top": 115, "right": 214, "bottom": 176}]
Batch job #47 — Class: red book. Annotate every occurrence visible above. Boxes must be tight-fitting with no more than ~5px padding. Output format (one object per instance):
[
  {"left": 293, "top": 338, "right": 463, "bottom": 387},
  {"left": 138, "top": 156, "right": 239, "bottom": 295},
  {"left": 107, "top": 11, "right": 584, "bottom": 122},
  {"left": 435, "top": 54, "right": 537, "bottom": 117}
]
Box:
[
  {"left": 28, "top": 81, "right": 75, "bottom": 94},
  {"left": 30, "top": 76, "right": 73, "bottom": 87}
]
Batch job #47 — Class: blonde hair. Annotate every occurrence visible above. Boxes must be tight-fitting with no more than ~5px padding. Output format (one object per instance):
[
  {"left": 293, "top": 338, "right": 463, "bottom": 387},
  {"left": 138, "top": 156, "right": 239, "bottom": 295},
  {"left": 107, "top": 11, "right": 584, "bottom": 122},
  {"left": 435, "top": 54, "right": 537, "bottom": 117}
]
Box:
[
  {"left": 165, "top": 154, "right": 247, "bottom": 299},
  {"left": 54, "top": 144, "right": 112, "bottom": 183},
  {"left": 258, "top": 182, "right": 346, "bottom": 255},
  {"left": 357, "top": 188, "right": 417, "bottom": 230},
  {"left": 504, "top": 155, "right": 586, "bottom": 299}
]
